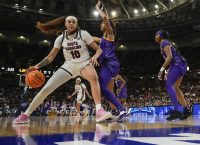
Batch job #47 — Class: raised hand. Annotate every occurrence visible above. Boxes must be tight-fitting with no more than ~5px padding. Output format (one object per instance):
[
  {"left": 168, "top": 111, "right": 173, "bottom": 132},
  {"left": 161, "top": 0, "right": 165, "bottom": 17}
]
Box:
[{"left": 95, "top": 1, "right": 102, "bottom": 9}]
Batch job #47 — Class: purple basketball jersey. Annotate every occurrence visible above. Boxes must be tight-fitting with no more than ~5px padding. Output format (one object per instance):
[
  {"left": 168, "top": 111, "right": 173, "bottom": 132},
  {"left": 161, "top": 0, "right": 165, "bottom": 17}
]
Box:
[
  {"left": 160, "top": 40, "right": 186, "bottom": 66},
  {"left": 98, "top": 37, "right": 120, "bottom": 77}
]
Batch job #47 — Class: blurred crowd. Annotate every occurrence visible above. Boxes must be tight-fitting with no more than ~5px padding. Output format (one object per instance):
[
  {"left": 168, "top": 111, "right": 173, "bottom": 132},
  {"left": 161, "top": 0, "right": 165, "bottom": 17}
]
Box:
[
  {"left": 127, "top": 81, "right": 200, "bottom": 108},
  {"left": 0, "top": 73, "right": 199, "bottom": 117}
]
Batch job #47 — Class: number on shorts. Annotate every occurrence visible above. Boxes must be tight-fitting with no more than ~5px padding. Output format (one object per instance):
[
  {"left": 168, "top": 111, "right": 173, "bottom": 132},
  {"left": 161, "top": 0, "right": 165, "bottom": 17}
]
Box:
[{"left": 71, "top": 50, "right": 80, "bottom": 59}]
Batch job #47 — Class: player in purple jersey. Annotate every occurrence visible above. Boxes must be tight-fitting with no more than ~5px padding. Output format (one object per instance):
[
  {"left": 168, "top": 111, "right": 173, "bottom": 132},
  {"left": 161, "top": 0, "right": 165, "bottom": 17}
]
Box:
[
  {"left": 93, "top": 1, "right": 127, "bottom": 121},
  {"left": 155, "top": 29, "right": 191, "bottom": 120}
]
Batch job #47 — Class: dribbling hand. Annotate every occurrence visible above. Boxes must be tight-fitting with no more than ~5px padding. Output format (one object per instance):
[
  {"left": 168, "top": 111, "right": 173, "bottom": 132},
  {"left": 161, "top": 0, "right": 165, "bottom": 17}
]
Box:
[{"left": 25, "top": 66, "right": 39, "bottom": 74}]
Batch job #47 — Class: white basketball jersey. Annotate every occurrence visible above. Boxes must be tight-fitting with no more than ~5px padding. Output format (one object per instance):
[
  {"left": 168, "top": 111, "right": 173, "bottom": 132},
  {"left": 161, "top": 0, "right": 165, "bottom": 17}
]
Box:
[
  {"left": 75, "top": 83, "right": 86, "bottom": 97},
  {"left": 54, "top": 30, "right": 93, "bottom": 62}
]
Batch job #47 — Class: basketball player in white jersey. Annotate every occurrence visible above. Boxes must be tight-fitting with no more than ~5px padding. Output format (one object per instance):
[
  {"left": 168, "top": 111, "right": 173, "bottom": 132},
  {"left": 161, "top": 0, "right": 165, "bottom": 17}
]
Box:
[
  {"left": 67, "top": 77, "right": 92, "bottom": 117},
  {"left": 13, "top": 16, "right": 112, "bottom": 124}
]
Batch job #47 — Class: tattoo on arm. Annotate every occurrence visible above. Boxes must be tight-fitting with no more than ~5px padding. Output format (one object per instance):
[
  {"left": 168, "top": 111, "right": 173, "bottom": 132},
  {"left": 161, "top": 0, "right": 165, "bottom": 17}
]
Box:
[{"left": 37, "top": 57, "right": 50, "bottom": 68}]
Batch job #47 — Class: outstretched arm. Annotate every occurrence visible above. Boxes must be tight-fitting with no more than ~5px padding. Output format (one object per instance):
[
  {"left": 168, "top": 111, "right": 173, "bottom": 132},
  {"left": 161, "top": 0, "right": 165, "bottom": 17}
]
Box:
[
  {"left": 95, "top": 1, "right": 113, "bottom": 35},
  {"left": 36, "top": 47, "right": 60, "bottom": 68},
  {"left": 26, "top": 47, "right": 60, "bottom": 73}
]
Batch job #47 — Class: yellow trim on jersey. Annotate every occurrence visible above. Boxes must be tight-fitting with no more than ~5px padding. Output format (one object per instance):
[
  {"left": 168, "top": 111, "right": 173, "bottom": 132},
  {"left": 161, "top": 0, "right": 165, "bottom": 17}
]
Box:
[{"left": 103, "top": 37, "right": 115, "bottom": 42}]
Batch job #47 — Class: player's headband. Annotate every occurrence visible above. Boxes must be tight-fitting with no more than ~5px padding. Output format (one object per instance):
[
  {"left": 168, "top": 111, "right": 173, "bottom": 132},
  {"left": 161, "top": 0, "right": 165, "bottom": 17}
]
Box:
[
  {"left": 76, "top": 77, "right": 81, "bottom": 81},
  {"left": 65, "top": 16, "right": 78, "bottom": 23},
  {"left": 156, "top": 30, "right": 163, "bottom": 38}
]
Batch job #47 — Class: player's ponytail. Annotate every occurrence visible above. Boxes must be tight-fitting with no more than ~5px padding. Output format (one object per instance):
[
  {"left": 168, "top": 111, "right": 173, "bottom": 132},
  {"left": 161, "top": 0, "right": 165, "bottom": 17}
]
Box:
[{"left": 36, "top": 16, "right": 66, "bottom": 35}]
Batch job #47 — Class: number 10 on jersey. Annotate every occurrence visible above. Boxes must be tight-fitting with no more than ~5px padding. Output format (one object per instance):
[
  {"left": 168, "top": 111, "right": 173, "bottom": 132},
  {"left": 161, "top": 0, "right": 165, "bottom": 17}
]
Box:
[{"left": 71, "top": 50, "right": 80, "bottom": 59}]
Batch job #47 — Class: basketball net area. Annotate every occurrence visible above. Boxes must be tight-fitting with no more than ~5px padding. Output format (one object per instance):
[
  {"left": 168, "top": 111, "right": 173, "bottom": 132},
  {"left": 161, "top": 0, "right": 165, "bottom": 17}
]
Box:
[{"left": 19, "top": 74, "right": 26, "bottom": 86}]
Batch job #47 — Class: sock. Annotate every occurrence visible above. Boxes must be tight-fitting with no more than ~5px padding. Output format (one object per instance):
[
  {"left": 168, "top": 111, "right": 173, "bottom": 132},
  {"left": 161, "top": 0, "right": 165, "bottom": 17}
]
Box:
[{"left": 96, "top": 104, "right": 101, "bottom": 111}]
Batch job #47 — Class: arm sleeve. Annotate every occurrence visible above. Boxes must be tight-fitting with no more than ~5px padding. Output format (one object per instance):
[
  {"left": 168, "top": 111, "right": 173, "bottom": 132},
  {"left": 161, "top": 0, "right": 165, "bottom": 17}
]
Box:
[
  {"left": 53, "top": 34, "right": 64, "bottom": 49},
  {"left": 161, "top": 40, "right": 171, "bottom": 49},
  {"left": 81, "top": 30, "right": 94, "bottom": 45}
]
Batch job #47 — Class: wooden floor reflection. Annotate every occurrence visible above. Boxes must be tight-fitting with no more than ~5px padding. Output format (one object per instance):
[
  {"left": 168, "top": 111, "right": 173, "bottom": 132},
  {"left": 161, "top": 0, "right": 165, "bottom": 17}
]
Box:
[{"left": 0, "top": 115, "right": 200, "bottom": 137}]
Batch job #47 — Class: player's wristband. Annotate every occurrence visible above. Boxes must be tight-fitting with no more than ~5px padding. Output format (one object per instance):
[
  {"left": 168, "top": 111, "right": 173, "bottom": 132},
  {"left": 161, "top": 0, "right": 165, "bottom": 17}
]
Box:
[{"left": 160, "top": 67, "right": 165, "bottom": 72}]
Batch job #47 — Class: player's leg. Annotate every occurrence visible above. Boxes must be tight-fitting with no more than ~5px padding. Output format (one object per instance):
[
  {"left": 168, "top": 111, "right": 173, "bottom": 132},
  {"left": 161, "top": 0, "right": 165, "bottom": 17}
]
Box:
[
  {"left": 75, "top": 100, "right": 81, "bottom": 117},
  {"left": 107, "top": 79, "right": 118, "bottom": 115},
  {"left": 99, "top": 67, "right": 127, "bottom": 121},
  {"left": 174, "top": 76, "right": 191, "bottom": 119},
  {"left": 99, "top": 67, "right": 124, "bottom": 110},
  {"left": 166, "top": 66, "right": 183, "bottom": 120},
  {"left": 80, "top": 64, "right": 112, "bottom": 122},
  {"left": 13, "top": 68, "right": 72, "bottom": 124}
]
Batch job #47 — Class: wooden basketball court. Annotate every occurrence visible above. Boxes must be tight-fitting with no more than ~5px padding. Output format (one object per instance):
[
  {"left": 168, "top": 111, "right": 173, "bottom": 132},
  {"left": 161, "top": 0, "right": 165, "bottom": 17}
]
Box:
[{"left": 0, "top": 115, "right": 200, "bottom": 145}]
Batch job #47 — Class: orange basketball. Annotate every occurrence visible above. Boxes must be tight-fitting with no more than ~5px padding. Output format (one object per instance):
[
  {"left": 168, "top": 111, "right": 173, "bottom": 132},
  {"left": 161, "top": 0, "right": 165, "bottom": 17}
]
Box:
[{"left": 25, "top": 70, "right": 45, "bottom": 88}]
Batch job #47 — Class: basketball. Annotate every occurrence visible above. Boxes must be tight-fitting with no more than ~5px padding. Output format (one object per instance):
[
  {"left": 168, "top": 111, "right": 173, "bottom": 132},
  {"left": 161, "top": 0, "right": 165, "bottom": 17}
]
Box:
[{"left": 25, "top": 70, "right": 45, "bottom": 88}]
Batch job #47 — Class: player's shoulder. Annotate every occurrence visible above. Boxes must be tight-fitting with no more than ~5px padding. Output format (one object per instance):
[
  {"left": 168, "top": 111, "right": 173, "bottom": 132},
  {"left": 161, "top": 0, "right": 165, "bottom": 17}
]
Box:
[
  {"left": 161, "top": 39, "right": 170, "bottom": 45},
  {"left": 80, "top": 30, "right": 90, "bottom": 36},
  {"left": 55, "top": 33, "right": 65, "bottom": 42},
  {"left": 161, "top": 39, "right": 171, "bottom": 48},
  {"left": 80, "top": 29, "right": 87, "bottom": 33}
]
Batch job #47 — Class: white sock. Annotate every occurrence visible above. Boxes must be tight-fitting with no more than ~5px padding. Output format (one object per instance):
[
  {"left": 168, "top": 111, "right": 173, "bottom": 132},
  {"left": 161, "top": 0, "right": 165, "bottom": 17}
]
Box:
[
  {"left": 120, "top": 110, "right": 125, "bottom": 115},
  {"left": 96, "top": 104, "right": 101, "bottom": 111}
]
